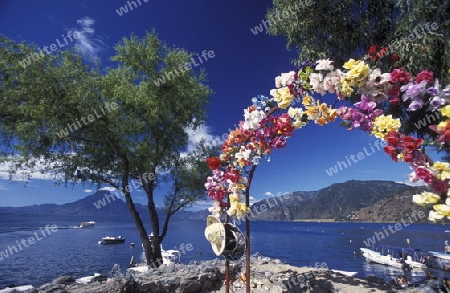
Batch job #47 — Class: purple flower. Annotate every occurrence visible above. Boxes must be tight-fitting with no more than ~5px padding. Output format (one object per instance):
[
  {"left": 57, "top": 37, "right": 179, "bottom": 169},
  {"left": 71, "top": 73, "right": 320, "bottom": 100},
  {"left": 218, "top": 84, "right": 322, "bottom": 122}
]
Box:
[
  {"left": 401, "top": 81, "right": 427, "bottom": 101},
  {"left": 430, "top": 96, "right": 445, "bottom": 111},
  {"left": 408, "top": 100, "right": 424, "bottom": 111}
]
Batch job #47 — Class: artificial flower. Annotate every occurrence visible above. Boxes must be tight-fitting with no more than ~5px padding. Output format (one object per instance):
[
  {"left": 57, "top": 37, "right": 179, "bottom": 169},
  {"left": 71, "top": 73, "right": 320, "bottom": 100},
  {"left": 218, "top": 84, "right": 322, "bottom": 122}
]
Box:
[
  {"left": 206, "top": 157, "right": 222, "bottom": 170},
  {"left": 412, "top": 191, "right": 441, "bottom": 205},
  {"left": 315, "top": 58, "right": 334, "bottom": 71}
]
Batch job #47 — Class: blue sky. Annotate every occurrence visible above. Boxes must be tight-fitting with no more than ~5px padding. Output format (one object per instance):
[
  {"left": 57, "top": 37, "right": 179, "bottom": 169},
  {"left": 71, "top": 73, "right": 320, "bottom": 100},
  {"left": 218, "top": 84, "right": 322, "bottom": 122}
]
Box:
[{"left": 0, "top": 0, "right": 441, "bottom": 208}]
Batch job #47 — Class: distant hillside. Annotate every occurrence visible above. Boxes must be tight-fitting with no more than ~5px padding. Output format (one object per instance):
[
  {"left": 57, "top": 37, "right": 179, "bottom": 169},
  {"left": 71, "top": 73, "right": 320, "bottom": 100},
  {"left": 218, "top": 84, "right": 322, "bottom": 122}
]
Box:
[
  {"left": 351, "top": 185, "right": 430, "bottom": 222},
  {"left": 0, "top": 190, "right": 151, "bottom": 221},
  {"left": 0, "top": 181, "right": 432, "bottom": 224},
  {"left": 250, "top": 180, "right": 427, "bottom": 222}
]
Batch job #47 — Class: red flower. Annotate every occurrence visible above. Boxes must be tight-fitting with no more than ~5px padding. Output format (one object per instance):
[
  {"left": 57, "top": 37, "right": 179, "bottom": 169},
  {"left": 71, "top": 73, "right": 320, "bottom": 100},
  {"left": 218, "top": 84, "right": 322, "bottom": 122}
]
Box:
[
  {"left": 368, "top": 45, "right": 378, "bottom": 62},
  {"left": 416, "top": 70, "right": 434, "bottom": 84},
  {"left": 206, "top": 157, "right": 222, "bottom": 170},
  {"left": 368, "top": 45, "right": 377, "bottom": 56},
  {"left": 390, "top": 69, "right": 411, "bottom": 84},
  {"left": 384, "top": 145, "right": 398, "bottom": 162},
  {"left": 391, "top": 54, "right": 400, "bottom": 62}
]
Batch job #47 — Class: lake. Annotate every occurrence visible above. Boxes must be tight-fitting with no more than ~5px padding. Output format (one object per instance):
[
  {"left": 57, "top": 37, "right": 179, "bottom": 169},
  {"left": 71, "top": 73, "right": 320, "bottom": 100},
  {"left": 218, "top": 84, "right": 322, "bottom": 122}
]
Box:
[{"left": 0, "top": 213, "right": 449, "bottom": 289}]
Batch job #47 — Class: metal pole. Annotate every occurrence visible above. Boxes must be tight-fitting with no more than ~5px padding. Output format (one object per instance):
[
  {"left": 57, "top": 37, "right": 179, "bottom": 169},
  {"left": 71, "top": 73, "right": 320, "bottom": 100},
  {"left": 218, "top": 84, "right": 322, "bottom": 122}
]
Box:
[
  {"left": 245, "top": 166, "right": 256, "bottom": 293},
  {"left": 245, "top": 209, "right": 250, "bottom": 293},
  {"left": 225, "top": 259, "right": 230, "bottom": 293}
]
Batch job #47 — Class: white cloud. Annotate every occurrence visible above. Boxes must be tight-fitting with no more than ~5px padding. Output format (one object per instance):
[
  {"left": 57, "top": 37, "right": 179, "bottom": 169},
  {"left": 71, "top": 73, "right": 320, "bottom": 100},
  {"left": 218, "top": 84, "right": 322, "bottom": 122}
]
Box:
[
  {"left": 396, "top": 180, "right": 426, "bottom": 187},
  {"left": 84, "top": 189, "right": 93, "bottom": 193},
  {"left": 265, "top": 191, "right": 274, "bottom": 197},
  {"left": 0, "top": 159, "right": 59, "bottom": 182},
  {"left": 71, "top": 16, "right": 107, "bottom": 59},
  {"left": 185, "top": 125, "right": 222, "bottom": 152},
  {"left": 99, "top": 186, "right": 118, "bottom": 192}
]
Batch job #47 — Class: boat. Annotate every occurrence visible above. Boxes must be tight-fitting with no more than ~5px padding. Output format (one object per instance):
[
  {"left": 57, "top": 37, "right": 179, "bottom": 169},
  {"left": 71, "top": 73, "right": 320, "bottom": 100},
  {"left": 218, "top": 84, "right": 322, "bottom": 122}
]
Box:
[
  {"left": 429, "top": 251, "right": 450, "bottom": 270},
  {"left": 128, "top": 248, "right": 181, "bottom": 273},
  {"left": 428, "top": 241, "right": 450, "bottom": 270},
  {"left": 99, "top": 236, "right": 126, "bottom": 244},
  {"left": 77, "top": 221, "right": 96, "bottom": 229},
  {"left": 128, "top": 234, "right": 181, "bottom": 273},
  {"left": 360, "top": 247, "right": 408, "bottom": 269},
  {"left": 331, "top": 269, "right": 358, "bottom": 277},
  {"left": 360, "top": 246, "right": 428, "bottom": 270},
  {"left": 0, "top": 285, "right": 34, "bottom": 293}
]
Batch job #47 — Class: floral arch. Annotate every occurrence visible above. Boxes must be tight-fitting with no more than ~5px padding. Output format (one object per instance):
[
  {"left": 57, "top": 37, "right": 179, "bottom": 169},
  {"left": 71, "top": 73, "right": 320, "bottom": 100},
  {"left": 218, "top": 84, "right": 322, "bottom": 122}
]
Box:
[{"left": 203, "top": 53, "right": 450, "bottom": 291}]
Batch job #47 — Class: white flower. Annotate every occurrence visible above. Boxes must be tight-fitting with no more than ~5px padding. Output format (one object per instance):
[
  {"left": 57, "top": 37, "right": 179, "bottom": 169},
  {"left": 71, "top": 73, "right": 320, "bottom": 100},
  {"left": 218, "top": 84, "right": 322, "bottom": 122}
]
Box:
[
  {"left": 360, "top": 68, "right": 391, "bottom": 102},
  {"left": 315, "top": 59, "right": 334, "bottom": 71},
  {"left": 243, "top": 108, "right": 265, "bottom": 130},
  {"left": 309, "top": 73, "right": 323, "bottom": 87},
  {"left": 275, "top": 71, "right": 296, "bottom": 88},
  {"left": 235, "top": 146, "right": 251, "bottom": 161},
  {"left": 275, "top": 76, "right": 282, "bottom": 88},
  {"left": 323, "top": 70, "right": 343, "bottom": 94},
  {"left": 428, "top": 210, "right": 445, "bottom": 222}
]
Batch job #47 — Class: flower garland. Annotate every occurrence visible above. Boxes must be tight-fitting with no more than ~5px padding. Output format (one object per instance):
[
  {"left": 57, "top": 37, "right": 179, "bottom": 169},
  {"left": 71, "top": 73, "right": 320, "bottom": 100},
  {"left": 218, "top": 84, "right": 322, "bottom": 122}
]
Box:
[{"left": 205, "top": 56, "right": 450, "bottom": 222}]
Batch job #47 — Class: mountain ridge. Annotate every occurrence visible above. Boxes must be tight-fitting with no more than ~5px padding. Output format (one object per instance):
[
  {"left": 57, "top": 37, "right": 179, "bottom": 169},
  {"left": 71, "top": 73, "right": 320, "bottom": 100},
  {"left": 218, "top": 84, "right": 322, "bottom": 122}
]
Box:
[{"left": 0, "top": 180, "right": 431, "bottom": 223}]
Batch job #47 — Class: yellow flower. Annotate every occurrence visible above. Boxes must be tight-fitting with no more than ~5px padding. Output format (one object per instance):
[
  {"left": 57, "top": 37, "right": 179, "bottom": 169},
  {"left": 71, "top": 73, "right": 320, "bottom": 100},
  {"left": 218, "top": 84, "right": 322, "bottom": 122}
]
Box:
[
  {"left": 437, "top": 121, "right": 448, "bottom": 131},
  {"left": 228, "top": 201, "right": 249, "bottom": 218},
  {"left": 302, "top": 94, "right": 313, "bottom": 106},
  {"left": 371, "top": 115, "right": 401, "bottom": 139},
  {"left": 432, "top": 161, "right": 450, "bottom": 180},
  {"left": 339, "top": 81, "right": 353, "bottom": 97},
  {"left": 343, "top": 59, "right": 358, "bottom": 70},
  {"left": 413, "top": 191, "right": 441, "bottom": 205},
  {"left": 342, "top": 59, "right": 370, "bottom": 87},
  {"left": 440, "top": 105, "right": 450, "bottom": 118},
  {"left": 272, "top": 87, "right": 294, "bottom": 109},
  {"left": 288, "top": 107, "right": 307, "bottom": 129},
  {"left": 433, "top": 204, "right": 450, "bottom": 216}
]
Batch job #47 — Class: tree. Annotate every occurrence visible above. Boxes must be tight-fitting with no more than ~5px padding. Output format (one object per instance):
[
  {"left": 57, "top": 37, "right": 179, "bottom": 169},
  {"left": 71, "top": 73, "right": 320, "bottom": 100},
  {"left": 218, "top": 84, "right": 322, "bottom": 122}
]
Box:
[
  {"left": 267, "top": 0, "right": 449, "bottom": 82},
  {"left": 266, "top": 0, "right": 450, "bottom": 152},
  {"left": 0, "top": 31, "right": 214, "bottom": 267}
]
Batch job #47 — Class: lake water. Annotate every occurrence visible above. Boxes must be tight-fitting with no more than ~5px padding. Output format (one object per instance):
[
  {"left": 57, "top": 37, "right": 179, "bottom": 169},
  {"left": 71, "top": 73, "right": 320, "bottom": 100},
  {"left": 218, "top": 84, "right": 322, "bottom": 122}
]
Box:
[{"left": 0, "top": 213, "right": 449, "bottom": 289}]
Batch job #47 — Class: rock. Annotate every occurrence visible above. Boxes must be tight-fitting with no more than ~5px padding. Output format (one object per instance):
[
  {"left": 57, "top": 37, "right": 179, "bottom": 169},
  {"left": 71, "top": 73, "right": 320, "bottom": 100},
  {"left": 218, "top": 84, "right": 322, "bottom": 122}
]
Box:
[
  {"left": 31, "top": 253, "right": 407, "bottom": 293},
  {"left": 49, "top": 277, "right": 74, "bottom": 285}
]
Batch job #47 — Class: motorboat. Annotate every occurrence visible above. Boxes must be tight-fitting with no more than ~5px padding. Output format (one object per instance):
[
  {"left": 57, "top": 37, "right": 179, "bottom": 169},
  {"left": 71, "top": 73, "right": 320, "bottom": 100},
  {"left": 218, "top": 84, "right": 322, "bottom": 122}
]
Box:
[
  {"left": 128, "top": 235, "right": 181, "bottom": 273},
  {"left": 361, "top": 246, "right": 428, "bottom": 270},
  {"left": 360, "top": 247, "right": 408, "bottom": 269},
  {"left": 98, "top": 236, "right": 126, "bottom": 245},
  {"left": 77, "top": 221, "right": 96, "bottom": 229},
  {"left": 429, "top": 251, "right": 450, "bottom": 270}
]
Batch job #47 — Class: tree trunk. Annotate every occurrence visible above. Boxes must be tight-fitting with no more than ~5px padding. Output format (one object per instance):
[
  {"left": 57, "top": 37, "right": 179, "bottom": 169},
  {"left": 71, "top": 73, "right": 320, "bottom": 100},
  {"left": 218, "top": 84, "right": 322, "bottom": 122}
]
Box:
[
  {"left": 122, "top": 191, "right": 153, "bottom": 266},
  {"left": 146, "top": 179, "right": 163, "bottom": 266},
  {"left": 120, "top": 157, "right": 154, "bottom": 267}
]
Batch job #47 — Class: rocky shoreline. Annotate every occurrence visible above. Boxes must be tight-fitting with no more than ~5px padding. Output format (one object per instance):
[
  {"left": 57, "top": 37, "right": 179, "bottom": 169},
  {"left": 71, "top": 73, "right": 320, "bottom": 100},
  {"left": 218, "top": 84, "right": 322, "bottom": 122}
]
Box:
[{"left": 2, "top": 254, "right": 447, "bottom": 293}]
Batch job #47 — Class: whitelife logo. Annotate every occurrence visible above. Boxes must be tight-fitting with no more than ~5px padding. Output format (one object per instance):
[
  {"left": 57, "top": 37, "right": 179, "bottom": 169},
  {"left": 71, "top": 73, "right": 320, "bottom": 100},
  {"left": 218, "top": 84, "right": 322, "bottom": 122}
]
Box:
[{"left": 19, "top": 31, "right": 81, "bottom": 69}]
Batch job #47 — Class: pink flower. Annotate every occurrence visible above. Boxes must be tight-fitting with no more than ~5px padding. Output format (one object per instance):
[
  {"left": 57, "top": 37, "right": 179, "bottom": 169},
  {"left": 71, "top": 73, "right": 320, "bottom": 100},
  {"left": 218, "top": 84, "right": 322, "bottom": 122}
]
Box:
[{"left": 414, "top": 166, "right": 435, "bottom": 184}]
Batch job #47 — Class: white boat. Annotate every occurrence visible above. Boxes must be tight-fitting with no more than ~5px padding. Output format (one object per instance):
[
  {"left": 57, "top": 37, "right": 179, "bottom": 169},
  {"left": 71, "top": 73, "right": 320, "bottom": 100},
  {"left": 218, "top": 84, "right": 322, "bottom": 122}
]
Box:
[
  {"left": 361, "top": 246, "right": 428, "bottom": 270},
  {"left": 331, "top": 269, "right": 358, "bottom": 277},
  {"left": 77, "top": 221, "right": 96, "bottom": 228},
  {"left": 98, "top": 236, "right": 126, "bottom": 245},
  {"left": 429, "top": 251, "right": 450, "bottom": 270},
  {"left": 0, "top": 285, "right": 34, "bottom": 293},
  {"left": 360, "top": 248, "right": 407, "bottom": 269},
  {"left": 429, "top": 251, "right": 450, "bottom": 261},
  {"left": 128, "top": 245, "right": 181, "bottom": 273}
]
